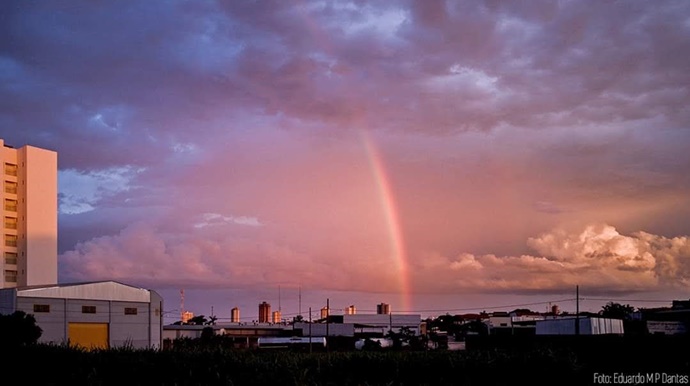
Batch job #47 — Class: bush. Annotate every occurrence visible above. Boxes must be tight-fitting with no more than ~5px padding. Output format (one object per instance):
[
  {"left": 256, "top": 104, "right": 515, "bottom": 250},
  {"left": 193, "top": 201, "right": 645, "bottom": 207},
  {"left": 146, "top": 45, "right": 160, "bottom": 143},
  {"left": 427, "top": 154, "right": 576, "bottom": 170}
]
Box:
[{"left": 0, "top": 311, "right": 42, "bottom": 346}]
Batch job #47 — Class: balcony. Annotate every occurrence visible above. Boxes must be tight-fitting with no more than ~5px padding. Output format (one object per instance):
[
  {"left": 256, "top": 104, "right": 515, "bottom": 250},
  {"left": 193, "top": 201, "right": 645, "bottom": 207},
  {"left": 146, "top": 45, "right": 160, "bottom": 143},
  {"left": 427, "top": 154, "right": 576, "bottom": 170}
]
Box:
[
  {"left": 4, "top": 182, "right": 17, "bottom": 194},
  {"left": 4, "top": 201, "right": 17, "bottom": 212},
  {"left": 4, "top": 270, "right": 17, "bottom": 283},
  {"left": 4, "top": 235, "right": 17, "bottom": 248},
  {"left": 5, "top": 219, "right": 17, "bottom": 230},
  {"left": 4, "top": 164, "right": 17, "bottom": 177}
]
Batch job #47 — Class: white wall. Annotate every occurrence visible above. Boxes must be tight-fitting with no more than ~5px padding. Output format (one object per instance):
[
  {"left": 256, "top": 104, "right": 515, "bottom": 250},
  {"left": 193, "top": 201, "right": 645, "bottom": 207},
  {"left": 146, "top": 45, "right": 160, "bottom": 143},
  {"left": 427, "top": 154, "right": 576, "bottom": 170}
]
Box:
[
  {"left": 16, "top": 297, "right": 67, "bottom": 344},
  {"left": 15, "top": 296, "right": 161, "bottom": 348},
  {"left": 293, "top": 322, "right": 355, "bottom": 337},
  {"left": 19, "top": 145, "right": 58, "bottom": 287},
  {"left": 149, "top": 290, "right": 163, "bottom": 348},
  {"left": 535, "top": 317, "right": 624, "bottom": 335}
]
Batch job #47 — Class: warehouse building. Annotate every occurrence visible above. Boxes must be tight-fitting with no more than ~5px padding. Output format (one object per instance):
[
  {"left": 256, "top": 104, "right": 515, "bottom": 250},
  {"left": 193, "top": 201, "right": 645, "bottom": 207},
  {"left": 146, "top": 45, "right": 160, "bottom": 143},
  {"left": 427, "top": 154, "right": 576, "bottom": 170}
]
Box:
[
  {"left": 535, "top": 317, "right": 624, "bottom": 335},
  {"left": 0, "top": 280, "right": 163, "bottom": 349}
]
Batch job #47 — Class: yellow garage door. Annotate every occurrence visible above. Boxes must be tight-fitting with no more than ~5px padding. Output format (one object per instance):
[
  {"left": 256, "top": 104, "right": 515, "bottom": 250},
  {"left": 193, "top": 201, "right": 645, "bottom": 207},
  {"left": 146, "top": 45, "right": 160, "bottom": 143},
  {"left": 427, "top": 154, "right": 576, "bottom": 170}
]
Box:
[{"left": 68, "top": 323, "right": 109, "bottom": 350}]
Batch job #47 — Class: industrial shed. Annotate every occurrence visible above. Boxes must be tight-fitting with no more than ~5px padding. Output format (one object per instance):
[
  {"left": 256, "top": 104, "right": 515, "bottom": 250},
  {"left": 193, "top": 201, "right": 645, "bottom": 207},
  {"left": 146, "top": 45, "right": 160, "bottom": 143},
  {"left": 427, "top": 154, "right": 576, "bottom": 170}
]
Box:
[
  {"left": 343, "top": 314, "right": 422, "bottom": 336},
  {"left": 535, "top": 317, "right": 624, "bottom": 335},
  {"left": 0, "top": 281, "right": 163, "bottom": 349}
]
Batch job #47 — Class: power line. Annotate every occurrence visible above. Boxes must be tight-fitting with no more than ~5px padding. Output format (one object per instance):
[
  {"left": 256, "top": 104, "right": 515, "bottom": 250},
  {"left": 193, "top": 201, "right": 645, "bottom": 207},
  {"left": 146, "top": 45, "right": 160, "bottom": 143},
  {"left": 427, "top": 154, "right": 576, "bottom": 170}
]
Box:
[
  {"left": 9, "top": 295, "right": 676, "bottom": 322},
  {"left": 581, "top": 297, "right": 674, "bottom": 303},
  {"left": 197, "top": 298, "right": 580, "bottom": 319},
  {"left": 392, "top": 298, "right": 578, "bottom": 314}
]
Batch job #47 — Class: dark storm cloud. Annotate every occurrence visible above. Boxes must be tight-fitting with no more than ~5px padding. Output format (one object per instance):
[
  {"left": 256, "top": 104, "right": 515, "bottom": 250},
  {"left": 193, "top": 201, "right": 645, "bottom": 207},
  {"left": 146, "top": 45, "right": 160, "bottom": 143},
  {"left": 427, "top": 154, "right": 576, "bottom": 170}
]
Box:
[{"left": 3, "top": 1, "right": 689, "bottom": 153}]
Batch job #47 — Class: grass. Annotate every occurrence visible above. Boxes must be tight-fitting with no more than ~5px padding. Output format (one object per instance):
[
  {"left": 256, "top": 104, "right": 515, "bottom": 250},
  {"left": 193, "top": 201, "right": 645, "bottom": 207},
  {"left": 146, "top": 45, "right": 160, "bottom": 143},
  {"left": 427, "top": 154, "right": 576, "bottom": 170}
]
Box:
[{"left": 6, "top": 337, "right": 689, "bottom": 386}]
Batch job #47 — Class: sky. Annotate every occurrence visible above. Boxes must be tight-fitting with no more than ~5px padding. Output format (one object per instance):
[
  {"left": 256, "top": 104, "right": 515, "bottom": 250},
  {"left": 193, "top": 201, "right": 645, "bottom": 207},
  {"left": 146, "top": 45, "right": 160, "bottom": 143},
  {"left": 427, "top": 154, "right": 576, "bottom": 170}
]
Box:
[{"left": 2, "top": 0, "right": 690, "bottom": 322}]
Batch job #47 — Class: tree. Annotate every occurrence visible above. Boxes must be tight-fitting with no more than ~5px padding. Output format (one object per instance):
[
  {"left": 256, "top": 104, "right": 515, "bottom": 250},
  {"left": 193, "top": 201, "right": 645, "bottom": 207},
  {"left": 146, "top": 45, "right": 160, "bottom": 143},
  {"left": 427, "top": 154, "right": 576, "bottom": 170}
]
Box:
[
  {"left": 600, "top": 302, "right": 635, "bottom": 320},
  {"left": 385, "top": 327, "right": 424, "bottom": 350},
  {"left": 385, "top": 329, "right": 403, "bottom": 349},
  {"left": 187, "top": 315, "right": 209, "bottom": 325},
  {"left": 0, "top": 311, "right": 42, "bottom": 346},
  {"left": 458, "top": 320, "right": 489, "bottom": 337},
  {"left": 200, "top": 326, "right": 215, "bottom": 341}
]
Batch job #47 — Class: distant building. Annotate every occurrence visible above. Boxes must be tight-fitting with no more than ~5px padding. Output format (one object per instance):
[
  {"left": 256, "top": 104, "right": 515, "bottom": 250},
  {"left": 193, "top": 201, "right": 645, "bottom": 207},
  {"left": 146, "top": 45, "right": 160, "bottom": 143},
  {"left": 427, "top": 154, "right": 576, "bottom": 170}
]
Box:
[
  {"left": 272, "top": 310, "right": 281, "bottom": 324},
  {"left": 257, "top": 336, "right": 327, "bottom": 350},
  {"left": 672, "top": 299, "right": 690, "bottom": 310},
  {"left": 1, "top": 139, "right": 57, "bottom": 289},
  {"left": 344, "top": 314, "right": 422, "bottom": 336},
  {"left": 535, "top": 317, "right": 624, "bottom": 335},
  {"left": 293, "top": 313, "right": 423, "bottom": 338},
  {"left": 320, "top": 306, "right": 329, "bottom": 319},
  {"left": 376, "top": 303, "right": 391, "bottom": 315},
  {"left": 487, "top": 312, "right": 511, "bottom": 330},
  {"left": 0, "top": 281, "right": 163, "bottom": 349},
  {"left": 646, "top": 321, "right": 687, "bottom": 335},
  {"left": 163, "top": 323, "right": 289, "bottom": 349},
  {"left": 293, "top": 322, "right": 355, "bottom": 337},
  {"left": 231, "top": 307, "right": 240, "bottom": 323},
  {"left": 258, "top": 302, "right": 271, "bottom": 323},
  {"left": 181, "top": 311, "right": 194, "bottom": 324},
  {"left": 345, "top": 305, "right": 356, "bottom": 315},
  {"left": 637, "top": 304, "right": 690, "bottom": 322},
  {"left": 487, "top": 311, "right": 544, "bottom": 336}
]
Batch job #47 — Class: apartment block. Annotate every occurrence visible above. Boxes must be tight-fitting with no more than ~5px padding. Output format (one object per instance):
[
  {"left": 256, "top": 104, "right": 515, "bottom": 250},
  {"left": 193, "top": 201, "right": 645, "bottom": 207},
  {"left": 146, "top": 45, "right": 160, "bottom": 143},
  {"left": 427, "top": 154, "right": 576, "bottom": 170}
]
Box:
[{"left": 1, "top": 139, "right": 57, "bottom": 288}]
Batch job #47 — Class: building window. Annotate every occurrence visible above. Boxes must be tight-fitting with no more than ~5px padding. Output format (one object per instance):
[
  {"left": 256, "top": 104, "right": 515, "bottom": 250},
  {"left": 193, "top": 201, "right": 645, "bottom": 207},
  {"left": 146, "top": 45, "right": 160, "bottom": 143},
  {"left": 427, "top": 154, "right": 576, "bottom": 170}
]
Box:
[
  {"left": 4, "top": 163, "right": 17, "bottom": 177},
  {"left": 82, "top": 305, "right": 97, "bottom": 314},
  {"left": 4, "top": 199, "right": 17, "bottom": 212},
  {"left": 4, "top": 252, "right": 17, "bottom": 265},
  {"left": 124, "top": 307, "right": 138, "bottom": 315},
  {"left": 5, "top": 234, "right": 17, "bottom": 247},
  {"left": 33, "top": 304, "right": 50, "bottom": 313},
  {"left": 4, "top": 217, "right": 17, "bottom": 230},
  {"left": 4, "top": 270, "right": 17, "bottom": 282},
  {"left": 4, "top": 181, "right": 17, "bottom": 194}
]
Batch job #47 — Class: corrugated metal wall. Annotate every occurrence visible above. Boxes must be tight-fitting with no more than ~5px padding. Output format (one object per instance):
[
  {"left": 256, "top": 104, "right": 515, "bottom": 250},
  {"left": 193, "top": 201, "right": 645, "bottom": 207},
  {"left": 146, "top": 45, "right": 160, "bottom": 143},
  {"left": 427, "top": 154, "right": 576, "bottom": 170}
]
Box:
[{"left": 14, "top": 297, "right": 160, "bottom": 348}]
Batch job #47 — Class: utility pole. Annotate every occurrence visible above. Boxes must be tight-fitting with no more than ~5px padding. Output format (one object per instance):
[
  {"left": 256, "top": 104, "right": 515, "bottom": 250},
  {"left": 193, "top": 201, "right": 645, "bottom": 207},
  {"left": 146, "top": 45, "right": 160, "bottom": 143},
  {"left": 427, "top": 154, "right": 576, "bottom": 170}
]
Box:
[
  {"left": 326, "top": 298, "right": 330, "bottom": 345},
  {"left": 180, "top": 289, "right": 184, "bottom": 323},
  {"left": 575, "top": 285, "right": 580, "bottom": 335},
  {"left": 309, "top": 307, "right": 312, "bottom": 354},
  {"left": 299, "top": 286, "right": 302, "bottom": 318}
]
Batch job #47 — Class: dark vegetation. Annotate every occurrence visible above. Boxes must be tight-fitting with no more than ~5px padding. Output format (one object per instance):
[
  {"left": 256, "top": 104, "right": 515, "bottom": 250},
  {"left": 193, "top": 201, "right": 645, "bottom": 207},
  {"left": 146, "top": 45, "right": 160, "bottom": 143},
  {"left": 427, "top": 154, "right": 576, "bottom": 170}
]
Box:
[
  {"left": 3, "top": 303, "right": 688, "bottom": 384},
  {"left": 6, "top": 344, "right": 580, "bottom": 385},
  {"left": 599, "top": 302, "right": 635, "bottom": 320},
  {"left": 0, "top": 310, "right": 42, "bottom": 347},
  {"left": 4, "top": 335, "right": 689, "bottom": 386},
  {"left": 172, "top": 315, "right": 217, "bottom": 325}
]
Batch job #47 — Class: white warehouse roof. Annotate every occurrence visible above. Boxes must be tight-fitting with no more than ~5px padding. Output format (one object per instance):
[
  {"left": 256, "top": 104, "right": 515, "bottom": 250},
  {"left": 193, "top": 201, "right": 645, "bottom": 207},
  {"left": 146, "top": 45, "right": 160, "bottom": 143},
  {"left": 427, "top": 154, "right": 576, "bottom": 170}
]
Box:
[{"left": 11, "top": 280, "right": 153, "bottom": 302}]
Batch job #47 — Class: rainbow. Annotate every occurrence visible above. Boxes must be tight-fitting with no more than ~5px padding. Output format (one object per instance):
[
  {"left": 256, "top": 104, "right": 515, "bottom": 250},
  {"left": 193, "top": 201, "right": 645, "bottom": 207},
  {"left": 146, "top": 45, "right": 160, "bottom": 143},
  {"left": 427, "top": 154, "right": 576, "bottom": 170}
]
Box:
[
  {"left": 290, "top": 6, "right": 411, "bottom": 310},
  {"left": 360, "top": 130, "right": 412, "bottom": 313}
]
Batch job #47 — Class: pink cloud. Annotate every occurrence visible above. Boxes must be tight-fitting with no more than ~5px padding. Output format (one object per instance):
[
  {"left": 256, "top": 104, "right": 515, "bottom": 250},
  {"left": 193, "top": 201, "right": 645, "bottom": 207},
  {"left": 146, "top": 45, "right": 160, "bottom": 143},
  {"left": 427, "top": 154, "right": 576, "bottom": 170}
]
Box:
[
  {"left": 62, "top": 222, "right": 690, "bottom": 295},
  {"left": 409, "top": 224, "right": 690, "bottom": 294}
]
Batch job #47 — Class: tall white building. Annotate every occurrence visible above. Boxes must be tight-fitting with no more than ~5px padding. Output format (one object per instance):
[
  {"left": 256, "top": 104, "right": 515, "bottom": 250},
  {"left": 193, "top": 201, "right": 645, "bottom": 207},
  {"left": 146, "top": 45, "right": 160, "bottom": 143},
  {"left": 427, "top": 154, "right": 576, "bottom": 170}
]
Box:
[{"left": 1, "top": 139, "right": 57, "bottom": 288}]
